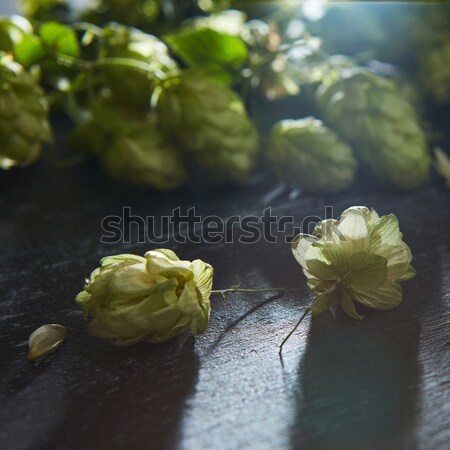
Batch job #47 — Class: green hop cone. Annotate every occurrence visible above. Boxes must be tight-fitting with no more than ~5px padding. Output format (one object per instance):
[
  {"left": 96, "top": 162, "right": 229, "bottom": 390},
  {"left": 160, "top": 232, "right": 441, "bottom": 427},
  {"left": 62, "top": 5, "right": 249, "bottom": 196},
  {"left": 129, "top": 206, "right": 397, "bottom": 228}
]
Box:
[
  {"left": 158, "top": 69, "right": 259, "bottom": 183},
  {"left": 292, "top": 206, "right": 416, "bottom": 320},
  {"left": 81, "top": 0, "right": 161, "bottom": 29},
  {"left": 18, "top": 0, "right": 70, "bottom": 23},
  {"left": 76, "top": 249, "right": 214, "bottom": 345},
  {"left": 98, "top": 24, "right": 177, "bottom": 109},
  {"left": 317, "top": 68, "right": 430, "bottom": 190},
  {"left": 267, "top": 117, "right": 357, "bottom": 193},
  {"left": 71, "top": 102, "right": 187, "bottom": 190},
  {"left": 0, "top": 54, "right": 51, "bottom": 169},
  {"left": 419, "top": 33, "right": 450, "bottom": 105},
  {"left": 101, "top": 125, "right": 187, "bottom": 190}
]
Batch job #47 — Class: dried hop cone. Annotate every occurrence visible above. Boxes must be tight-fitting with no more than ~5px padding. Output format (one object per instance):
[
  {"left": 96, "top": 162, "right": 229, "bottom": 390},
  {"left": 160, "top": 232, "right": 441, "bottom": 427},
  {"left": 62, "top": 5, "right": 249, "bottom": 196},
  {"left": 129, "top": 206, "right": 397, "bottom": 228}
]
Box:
[
  {"left": 292, "top": 206, "right": 416, "bottom": 320},
  {"left": 267, "top": 117, "right": 357, "bottom": 193},
  {"left": 419, "top": 33, "right": 450, "bottom": 105},
  {"left": 76, "top": 249, "right": 214, "bottom": 345},
  {"left": 317, "top": 68, "right": 430, "bottom": 190},
  {"left": 159, "top": 69, "right": 259, "bottom": 183},
  {"left": 0, "top": 54, "right": 51, "bottom": 169}
]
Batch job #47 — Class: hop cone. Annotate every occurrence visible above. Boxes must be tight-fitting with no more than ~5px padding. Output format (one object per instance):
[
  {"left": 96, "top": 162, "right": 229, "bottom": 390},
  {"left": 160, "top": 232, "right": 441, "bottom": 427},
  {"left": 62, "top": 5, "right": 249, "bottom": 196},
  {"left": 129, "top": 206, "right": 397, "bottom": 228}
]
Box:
[
  {"left": 18, "top": 0, "right": 70, "bottom": 23},
  {"left": 76, "top": 249, "right": 213, "bottom": 345},
  {"left": 71, "top": 101, "right": 186, "bottom": 190},
  {"left": 292, "top": 206, "right": 416, "bottom": 319},
  {"left": 419, "top": 33, "right": 450, "bottom": 105},
  {"left": 81, "top": 0, "right": 161, "bottom": 29},
  {"left": 317, "top": 69, "right": 430, "bottom": 190},
  {"left": 0, "top": 54, "right": 51, "bottom": 169},
  {"left": 159, "top": 69, "right": 259, "bottom": 183},
  {"left": 98, "top": 24, "right": 176, "bottom": 109},
  {"left": 267, "top": 117, "right": 357, "bottom": 193}
]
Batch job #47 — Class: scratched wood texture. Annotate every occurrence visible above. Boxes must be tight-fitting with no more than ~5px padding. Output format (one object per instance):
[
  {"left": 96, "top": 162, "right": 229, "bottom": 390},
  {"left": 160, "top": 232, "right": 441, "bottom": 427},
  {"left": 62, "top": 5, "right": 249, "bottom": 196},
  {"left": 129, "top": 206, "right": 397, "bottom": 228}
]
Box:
[{"left": 0, "top": 111, "right": 449, "bottom": 450}]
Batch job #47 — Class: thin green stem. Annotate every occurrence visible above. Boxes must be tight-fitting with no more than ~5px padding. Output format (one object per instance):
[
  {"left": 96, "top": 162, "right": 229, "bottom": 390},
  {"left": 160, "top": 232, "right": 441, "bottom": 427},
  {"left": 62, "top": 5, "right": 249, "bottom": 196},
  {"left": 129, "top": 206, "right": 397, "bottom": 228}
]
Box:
[
  {"left": 211, "top": 287, "right": 284, "bottom": 295},
  {"left": 211, "top": 287, "right": 284, "bottom": 302},
  {"left": 278, "top": 309, "right": 310, "bottom": 356},
  {"left": 276, "top": 39, "right": 306, "bottom": 54}
]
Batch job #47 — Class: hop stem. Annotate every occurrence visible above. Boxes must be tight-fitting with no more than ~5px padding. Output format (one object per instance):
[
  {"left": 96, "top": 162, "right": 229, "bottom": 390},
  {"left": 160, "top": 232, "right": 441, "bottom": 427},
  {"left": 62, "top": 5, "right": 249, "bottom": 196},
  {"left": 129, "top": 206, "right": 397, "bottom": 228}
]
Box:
[
  {"left": 211, "top": 287, "right": 284, "bottom": 302},
  {"left": 278, "top": 309, "right": 310, "bottom": 356}
]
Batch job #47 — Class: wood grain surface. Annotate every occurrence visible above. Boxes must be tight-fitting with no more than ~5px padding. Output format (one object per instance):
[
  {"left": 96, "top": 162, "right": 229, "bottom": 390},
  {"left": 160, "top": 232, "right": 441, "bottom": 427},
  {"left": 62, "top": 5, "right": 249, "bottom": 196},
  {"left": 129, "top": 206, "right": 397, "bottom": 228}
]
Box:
[{"left": 0, "top": 116, "right": 449, "bottom": 450}]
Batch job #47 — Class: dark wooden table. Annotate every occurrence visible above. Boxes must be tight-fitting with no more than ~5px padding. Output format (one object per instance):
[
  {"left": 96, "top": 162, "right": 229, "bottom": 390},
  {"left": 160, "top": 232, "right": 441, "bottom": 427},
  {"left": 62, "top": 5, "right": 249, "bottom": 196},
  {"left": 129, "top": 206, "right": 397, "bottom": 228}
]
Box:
[
  {"left": 0, "top": 113, "right": 449, "bottom": 450},
  {"left": 1, "top": 2, "right": 449, "bottom": 448}
]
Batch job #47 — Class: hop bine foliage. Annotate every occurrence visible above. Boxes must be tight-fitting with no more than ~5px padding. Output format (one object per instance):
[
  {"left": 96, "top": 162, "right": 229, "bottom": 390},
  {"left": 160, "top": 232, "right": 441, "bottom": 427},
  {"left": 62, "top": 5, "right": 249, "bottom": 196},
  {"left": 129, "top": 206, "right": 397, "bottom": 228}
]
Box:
[
  {"left": 267, "top": 117, "right": 357, "bottom": 193},
  {"left": 70, "top": 99, "right": 186, "bottom": 190},
  {"left": 316, "top": 68, "right": 430, "bottom": 190},
  {"left": 158, "top": 69, "right": 259, "bottom": 183},
  {"left": 281, "top": 206, "right": 416, "bottom": 353},
  {"left": 76, "top": 249, "right": 213, "bottom": 345},
  {"left": 0, "top": 54, "right": 51, "bottom": 169},
  {"left": 419, "top": 33, "right": 450, "bottom": 105}
]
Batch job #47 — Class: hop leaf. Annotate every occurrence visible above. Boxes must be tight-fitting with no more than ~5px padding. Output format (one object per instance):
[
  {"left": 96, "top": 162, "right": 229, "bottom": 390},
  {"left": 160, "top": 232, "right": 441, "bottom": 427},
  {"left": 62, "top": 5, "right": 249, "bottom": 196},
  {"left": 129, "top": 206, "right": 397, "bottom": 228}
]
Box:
[
  {"left": 164, "top": 26, "right": 247, "bottom": 82},
  {"left": 267, "top": 117, "right": 357, "bottom": 193},
  {"left": 76, "top": 250, "right": 214, "bottom": 345},
  {"left": 0, "top": 53, "right": 51, "bottom": 169},
  {"left": 317, "top": 68, "right": 430, "bottom": 190},
  {"left": 158, "top": 69, "right": 259, "bottom": 183},
  {"left": 291, "top": 206, "right": 416, "bottom": 320}
]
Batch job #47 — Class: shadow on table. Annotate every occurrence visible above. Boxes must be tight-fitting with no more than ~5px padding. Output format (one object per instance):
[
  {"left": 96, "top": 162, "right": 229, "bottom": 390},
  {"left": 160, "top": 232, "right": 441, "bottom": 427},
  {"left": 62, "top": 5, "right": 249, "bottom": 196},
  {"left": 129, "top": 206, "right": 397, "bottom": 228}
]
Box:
[
  {"left": 289, "top": 309, "right": 421, "bottom": 450},
  {"left": 46, "top": 336, "right": 200, "bottom": 450}
]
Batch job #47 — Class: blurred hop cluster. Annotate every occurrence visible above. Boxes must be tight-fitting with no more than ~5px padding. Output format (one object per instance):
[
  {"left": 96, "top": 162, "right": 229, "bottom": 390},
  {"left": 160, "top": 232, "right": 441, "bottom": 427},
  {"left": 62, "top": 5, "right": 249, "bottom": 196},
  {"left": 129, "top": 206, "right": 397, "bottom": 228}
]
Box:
[
  {"left": 1, "top": 0, "right": 448, "bottom": 192},
  {"left": 292, "top": 206, "right": 416, "bottom": 320},
  {"left": 159, "top": 69, "right": 259, "bottom": 183},
  {"left": 419, "top": 33, "right": 450, "bottom": 105},
  {"left": 317, "top": 69, "right": 430, "bottom": 190},
  {"left": 267, "top": 117, "right": 357, "bottom": 193},
  {"left": 71, "top": 99, "right": 186, "bottom": 190},
  {"left": 75, "top": 249, "right": 213, "bottom": 345},
  {"left": 0, "top": 53, "right": 51, "bottom": 169}
]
